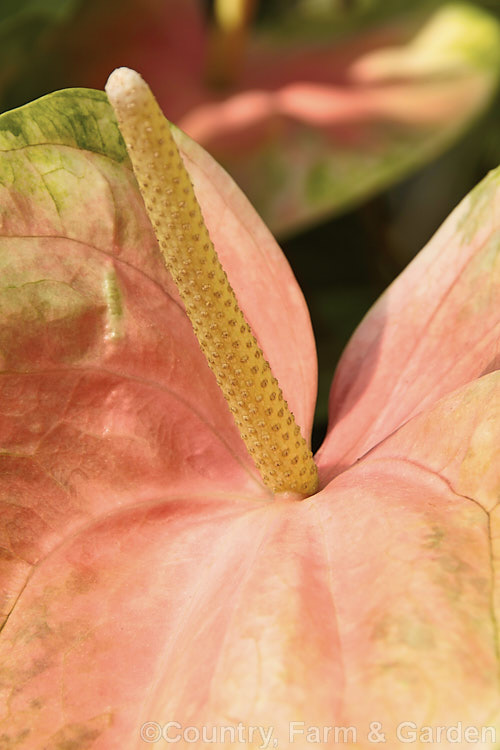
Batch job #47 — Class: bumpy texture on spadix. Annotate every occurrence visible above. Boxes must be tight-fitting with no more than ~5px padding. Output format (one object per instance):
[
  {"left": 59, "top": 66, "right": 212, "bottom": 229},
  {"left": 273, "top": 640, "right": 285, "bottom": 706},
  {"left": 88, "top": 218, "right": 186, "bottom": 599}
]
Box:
[{"left": 106, "top": 67, "right": 318, "bottom": 495}]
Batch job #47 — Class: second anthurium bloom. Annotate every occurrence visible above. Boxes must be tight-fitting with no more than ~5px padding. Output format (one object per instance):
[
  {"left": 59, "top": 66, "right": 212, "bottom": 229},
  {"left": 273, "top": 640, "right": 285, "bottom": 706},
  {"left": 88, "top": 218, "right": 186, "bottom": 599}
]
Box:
[
  {"left": 56, "top": 0, "right": 500, "bottom": 236},
  {"left": 0, "top": 68, "right": 498, "bottom": 749}
]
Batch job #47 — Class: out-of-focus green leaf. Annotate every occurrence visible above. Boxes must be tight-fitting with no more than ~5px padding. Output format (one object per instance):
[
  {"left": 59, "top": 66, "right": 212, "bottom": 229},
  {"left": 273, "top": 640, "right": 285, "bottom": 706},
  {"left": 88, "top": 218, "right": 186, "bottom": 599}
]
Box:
[
  {"left": 0, "top": 0, "right": 80, "bottom": 110},
  {"left": 257, "top": 0, "right": 441, "bottom": 40}
]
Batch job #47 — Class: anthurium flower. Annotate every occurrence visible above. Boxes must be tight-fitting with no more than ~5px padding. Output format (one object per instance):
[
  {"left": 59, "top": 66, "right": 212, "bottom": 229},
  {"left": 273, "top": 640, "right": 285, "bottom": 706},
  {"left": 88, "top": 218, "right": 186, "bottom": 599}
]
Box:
[
  {"left": 0, "top": 67, "right": 499, "bottom": 750},
  {"left": 52, "top": 0, "right": 500, "bottom": 235}
]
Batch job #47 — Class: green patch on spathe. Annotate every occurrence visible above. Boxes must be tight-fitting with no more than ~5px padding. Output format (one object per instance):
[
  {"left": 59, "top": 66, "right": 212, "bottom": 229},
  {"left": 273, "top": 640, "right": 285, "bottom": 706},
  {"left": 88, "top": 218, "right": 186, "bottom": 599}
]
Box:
[
  {"left": 0, "top": 89, "right": 128, "bottom": 163},
  {"left": 0, "top": 277, "right": 103, "bottom": 368}
]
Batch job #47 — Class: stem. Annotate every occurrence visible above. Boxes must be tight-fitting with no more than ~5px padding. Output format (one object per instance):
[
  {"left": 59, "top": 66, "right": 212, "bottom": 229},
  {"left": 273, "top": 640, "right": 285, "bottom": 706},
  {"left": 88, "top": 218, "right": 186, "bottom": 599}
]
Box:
[
  {"left": 106, "top": 68, "right": 318, "bottom": 496},
  {"left": 205, "top": 0, "right": 257, "bottom": 90}
]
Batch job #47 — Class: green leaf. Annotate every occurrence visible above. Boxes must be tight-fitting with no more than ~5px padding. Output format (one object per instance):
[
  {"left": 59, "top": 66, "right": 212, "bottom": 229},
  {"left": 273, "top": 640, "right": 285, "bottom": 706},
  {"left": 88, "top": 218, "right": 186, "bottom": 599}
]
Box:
[{"left": 0, "top": 0, "right": 80, "bottom": 111}]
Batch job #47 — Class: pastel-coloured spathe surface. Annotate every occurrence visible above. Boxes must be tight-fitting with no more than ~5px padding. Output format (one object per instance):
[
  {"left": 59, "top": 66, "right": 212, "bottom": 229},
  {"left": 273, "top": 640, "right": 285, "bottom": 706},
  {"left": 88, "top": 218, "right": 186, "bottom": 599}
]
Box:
[{"left": 0, "top": 86, "right": 498, "bottom": 748}]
